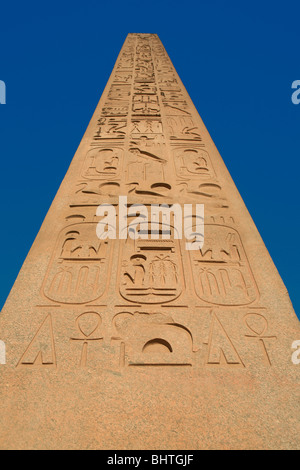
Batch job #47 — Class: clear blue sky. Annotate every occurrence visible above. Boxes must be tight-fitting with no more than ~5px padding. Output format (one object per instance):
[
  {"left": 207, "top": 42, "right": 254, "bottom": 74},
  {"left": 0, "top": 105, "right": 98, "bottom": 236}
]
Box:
[{"left": 0, "top": 0, "right": 299, "bottom": 317}]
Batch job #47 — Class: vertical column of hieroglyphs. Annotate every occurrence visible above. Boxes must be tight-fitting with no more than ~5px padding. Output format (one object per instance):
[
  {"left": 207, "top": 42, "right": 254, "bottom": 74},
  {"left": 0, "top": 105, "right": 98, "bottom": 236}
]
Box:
[
  {"left": 113, "top": 34, "right": 194, "bottom": 368},
  {"left": 149, "top": 34, "right": 276, "bottom": 369},
  {"left": 17, "top": 35, "right": 137, "bottom": 369},
  {"left": 17, "top": 34, "right": 277, "bottom": 371}
]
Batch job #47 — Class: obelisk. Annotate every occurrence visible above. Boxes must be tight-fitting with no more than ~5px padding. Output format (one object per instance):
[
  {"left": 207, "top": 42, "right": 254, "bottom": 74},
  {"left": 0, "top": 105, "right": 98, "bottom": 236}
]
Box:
[{"left": 0, "top": 34, "right": 299, "bottom": 450}]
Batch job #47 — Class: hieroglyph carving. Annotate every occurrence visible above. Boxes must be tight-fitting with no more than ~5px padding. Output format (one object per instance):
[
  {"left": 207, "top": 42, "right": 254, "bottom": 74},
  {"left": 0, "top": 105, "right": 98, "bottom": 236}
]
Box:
[
  {"left": 190, "top": 225, "right": 259, "bottom": 306},
  {"left": 43, "top": 223, "right": 113, "bottom": 304}
]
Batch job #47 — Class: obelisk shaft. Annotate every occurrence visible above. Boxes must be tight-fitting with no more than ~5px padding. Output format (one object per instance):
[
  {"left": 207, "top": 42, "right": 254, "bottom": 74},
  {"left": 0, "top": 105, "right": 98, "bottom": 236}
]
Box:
[{"left": 0, "top": 34, "right": 299, "bottom": 450}]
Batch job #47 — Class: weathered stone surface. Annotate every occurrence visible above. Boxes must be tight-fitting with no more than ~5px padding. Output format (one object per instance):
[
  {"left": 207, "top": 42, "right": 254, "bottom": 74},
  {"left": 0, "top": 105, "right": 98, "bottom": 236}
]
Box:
[{"left": 0, "top": 34, "right": 299, "bottom": 450}]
